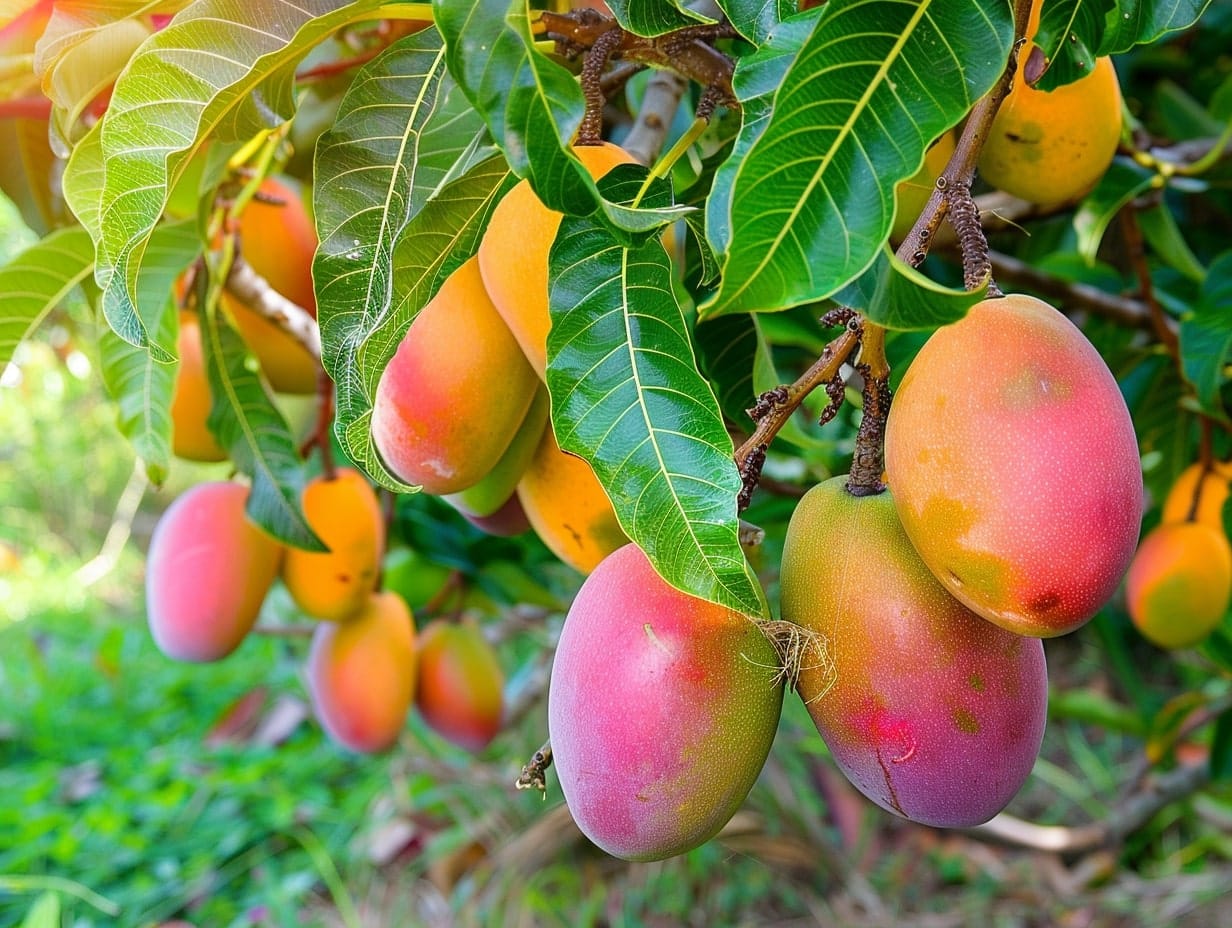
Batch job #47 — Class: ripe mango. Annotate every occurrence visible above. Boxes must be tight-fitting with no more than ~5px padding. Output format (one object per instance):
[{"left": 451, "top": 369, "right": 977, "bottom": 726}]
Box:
[
  {"left": 169, "top": 310, "right": 226, "bottom": 462},
  {"left": 307, "top": 591, "right": 416, "bottom": 753},
  {"left": 1126, "top": 522, "right": 1232, "bottom": 650},
  {"left": 978, "top": 0, "right": 1122, "bottom": 207},
  {"left": 415, "top": 619, "right": 504, "bottom": 752},
  {"left": 371, "top": 255, "right": 538, "bottom": 494},
  {"left": 548, "top": 544, "right": 783, "bottom": 860},
  {"left": 780, "top": 478, "right": 1048, "bottom": 827},
  {"left": 516, "top": 426, "right": 628, "bottom": 574},
  {"left": 282, "top": 468, "right": 385, "bottom": 621},
  {"left": 146, "top": 481, "right": 282, "bottom": 661},
  {"left": 885, "top": 294, "right": 1143, "bottom": 637},
  {"left": 477, "top": 142, "right": 636, "bottom": 377}
]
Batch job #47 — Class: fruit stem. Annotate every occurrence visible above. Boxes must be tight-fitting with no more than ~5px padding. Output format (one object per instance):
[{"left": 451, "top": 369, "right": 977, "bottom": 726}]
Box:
[
  {"left": 894, "top": 0, "right": 1035, "bottom": 276},
  {"left": 1187, "top": 419, "right": 1215, "bottom": 524},
  {"left": 633, "top": 116, "right": 708, "bottom": 207},
  {"left": 515, "top": 740, "right": 554, "bottom": 796},
  {"left": 315, "top": 369, "right": 337, "bottom": 480},
  {"left": 845, "top": 360, "right": 892, "bottom": 498},
  {"left": 734, "top": 322, "right": 862, "bottom": 511}
]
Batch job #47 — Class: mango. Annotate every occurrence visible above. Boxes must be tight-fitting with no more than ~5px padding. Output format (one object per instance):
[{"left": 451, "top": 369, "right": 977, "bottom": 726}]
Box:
[
  {"left": 282, "top": 468, "right": 385, "bottom": 621},
  {"left": 548, "top": 544, "right": 783, "bottom": 861},
  {"left": 224, "top": 175, "right": 320, "bottom": 394},
  {"left": 884, "top": 294, "right": 1143, "bottom": 637},
  {"left": 516, "top": 426, "right": 628, "bottom": 574},
  {"left": 307, "top": 591, "right": 417, "bottom": 753},
  {"left": 170, "top": 310, "right": 226, "bottom": 462},
  {"left": 780, "top": 478, "right": 1048, "bottom": 827},
  {"left": 457, "top": 493, "right": 532, "bottom": 538},
  {"left": 371, "top": 255, "right": 538, "bottom": 494},
  {"left": 1126, "top": 522, "right": 1232, "bottom": 650},
  {"left": 477, "top": 142, "right": 636, "bottom": 377},
  {"left": 1161, "top": 461, "right": 1232, "bottom": 529},
  {"left": 146, "top": 481, "right": 282, "bottom": 662},
  {"left": 415, "top": 619, "right": 504, "bottom": 752},
  {"left": 443, "top": 386, "right": 549, "bottom": 519},
  {"left": 978, "top": 0, "right": 1122, "bottom": 207}
]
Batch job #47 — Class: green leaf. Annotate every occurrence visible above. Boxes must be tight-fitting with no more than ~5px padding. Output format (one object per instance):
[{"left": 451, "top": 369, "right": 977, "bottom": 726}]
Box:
[
  {"left": 703, "top": 0, "right": 1013, "bottom": 319},
  {"left": 1072, "top": 158, "right": 1158, "bottom": 264},
  {"left": 1033, "top": 0, "right": 1113, "bottom": 92},
  {"left": 91, "top": 0, "right": 386, "bottom": 359},
  {"left": 198, "top": 291, "right": 324, "bottom": 551},
  {"left": 337, "top": 156, "right": 517, "bottom": 491},
  {"left": 1212, "top": 706, "right": 1232, "bottom": 782},
  {"left": 0, "top": 225, "right": 95, "bottom": 370},
  {"left": 1179, "top": 252, "right": 1232, "bottom": 415},
  {"left": 433, "top": 0, "right": 682, "bottom": 236},
  {"left": 835, "top": 248, "right": 987, "bottom": 331},
  {"left": 547, "top": 166, "right": 766, "bottom": 618},
  {"left": 605, "top": 0, "right": 712, "bottom": 37},
  {"left": 62, "top": 122, "right": 105, "bottom": 241},
  {"left": 707, "top": 6, "right": 823, "bottom": 257},
  {"left": 694, "top": 313, "right": 761, "bottom": 428},
  {"left": 1098, "top": 0, "right": 1213, "bottom": 57},
  {"left": 98, "top": 220, "right": 201, "bottom": 486},
  {"left": 313, "top": 27, "right": 493, "bottom": 490},
  {"left": 1138, "top": 202, "right": 1207, "bottom": 283},
  {"left": 717, "top": 0, "right": 793, "bottom": 43}
]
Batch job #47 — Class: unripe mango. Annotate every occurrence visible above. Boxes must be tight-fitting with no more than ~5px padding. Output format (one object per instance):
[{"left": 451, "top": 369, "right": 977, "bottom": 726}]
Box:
[
  {"left": 780, "top": 478, "right": 1048, "bottom": 827},
  {"left": 146, "top": 481, "right": 282, "bottom": 662},
  {"left": 307, "top": 590, "right": 416, "bottom": 753},
  {"left": 1126, "top": 522, "right": 1232, "bottom": 650},
  {"left": 415, "top": 619, "right": 504, "bottom": 752},
  {"left": 477, "top": 142, "right": 637, "bottom": 377},
  {"left": 224, "top": 176, "right": 320, "bottom": 394},
  {"left": 371, "top": 255, "right": 538, "bottom": 494},
  {"left": 885, "top": 294, "right": 1143, "bottom": 637},
  {"left": 549, "top": 544, "right": 783, "bottom": 861},
  {"left": 1161, "top": 462, "right": 1232, "bottom": 529},
  {"left": 170, "top": 311, "right": 226, "bottom": 462},
  {"left": 516, "top": 426, "right": 628, "bottom": 574},
  {"left": 282, "top": 468, "right": 385, "bottom": 621},
  {"left": 978, "top": 0, "right": 1122, "bottom": 207}
]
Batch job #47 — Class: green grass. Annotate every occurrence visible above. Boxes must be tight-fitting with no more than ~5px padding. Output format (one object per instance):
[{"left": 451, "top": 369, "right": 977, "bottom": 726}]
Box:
[{"left": 0, "top": 606, "right": 395, "bottom": 928}]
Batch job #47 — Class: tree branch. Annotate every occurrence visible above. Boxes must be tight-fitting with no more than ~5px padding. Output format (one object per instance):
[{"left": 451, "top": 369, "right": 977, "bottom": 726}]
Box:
[
  {"left": 973, "top": 761, "right": 1209, "bottom": 854},
  {"left": 225, "top": 256, "right": 322, "bottom": 361}
]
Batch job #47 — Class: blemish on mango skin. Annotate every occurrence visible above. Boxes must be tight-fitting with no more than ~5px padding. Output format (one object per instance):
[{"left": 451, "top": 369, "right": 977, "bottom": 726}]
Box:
[
  {"left": 952, "top": 707, "right": 981, "bottom": 735},
  {"left": 969, "top": 673, "right": 985, "bottom": 692}
]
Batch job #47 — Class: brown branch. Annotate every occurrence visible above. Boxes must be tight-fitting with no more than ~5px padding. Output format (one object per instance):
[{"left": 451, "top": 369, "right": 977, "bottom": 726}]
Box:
[
  {"left": 987, "top": 250, "right": 1167, "bottom": 332},
  {"left": 733, "top": 325, "right": 862, "bottom": 510},
  {"left": 895, "top": 0, "right": 1037, "bottom": 272},
  {"left": 225, "top": 256, "right": 322, "bottom": 361},
  {"left": 515, "top": 740, "right": 553, "bottom": 795},
  {"left": 973, "top": 760, "right": 1210, "bottom": 854},
  {"left": 1121, "top": 208, "right": 1181, "bottom": 358}
]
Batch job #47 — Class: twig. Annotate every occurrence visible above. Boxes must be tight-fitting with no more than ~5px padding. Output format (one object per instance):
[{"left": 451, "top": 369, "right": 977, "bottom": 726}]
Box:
[
  {"left": 973, "top": 760, "right": 1210, "bottom": 854},
  {"left": 733, "top": 324, "right": 862, "bottom": 510},
  {"left": 73, "top": 462, "right": 148, "bottom": 588},
  {"left": 622, "top": 68, "right": 688, "bottom": 166},
  {"left": 225, "top": 256, "right": 322, "bottom": 361},
  {"left": 515, "top": 740, "right": 553, "bottom": 795},
  {"left": 1121, "top": 208, "right": 1181, "bottom": 358},
  {"left": 987, "top": 250, "right": 1164, "bottom": 332}
]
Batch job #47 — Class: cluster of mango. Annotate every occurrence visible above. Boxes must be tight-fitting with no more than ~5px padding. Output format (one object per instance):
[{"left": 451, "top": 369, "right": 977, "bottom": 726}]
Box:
[
  {"left": 145, "top": 472, "right": 504, "bottom": 756},
  {"left": 369, "top": 144, "right": 638, "bottom": 574},
  {"left": 546, "top": 293, "right": 1143, "bottom": 861}
]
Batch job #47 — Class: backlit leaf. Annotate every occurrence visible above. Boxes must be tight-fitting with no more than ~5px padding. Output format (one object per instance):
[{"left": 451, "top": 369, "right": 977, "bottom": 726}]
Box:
[{"left": 0, "top": 224, "right": 94, "bottom": 370}]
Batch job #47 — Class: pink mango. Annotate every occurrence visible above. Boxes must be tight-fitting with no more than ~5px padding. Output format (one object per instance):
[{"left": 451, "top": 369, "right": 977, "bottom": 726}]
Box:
[{"left": 780, "top": 478, "right": 1048, "bottom": 827}]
